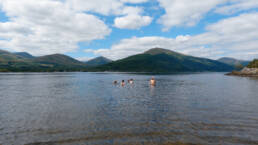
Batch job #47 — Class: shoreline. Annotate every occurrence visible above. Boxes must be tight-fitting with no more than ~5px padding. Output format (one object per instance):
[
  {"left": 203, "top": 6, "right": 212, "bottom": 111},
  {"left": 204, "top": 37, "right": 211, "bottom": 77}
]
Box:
[
  {"left": 226, "top": 73, "right": 258, "bottom": 77},
  {"left": 226, "top": 67, "right": 258, "bottom": 77}
]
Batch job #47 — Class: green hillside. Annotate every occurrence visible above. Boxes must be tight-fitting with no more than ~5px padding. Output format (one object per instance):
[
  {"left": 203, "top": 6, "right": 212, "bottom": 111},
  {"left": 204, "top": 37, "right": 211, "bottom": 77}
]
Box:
[
  {"left": 217, "top": 57, "right": 249, "bottom": 69},
  {"left": 0, "top": 50, "right": 25, "bottom": 62},
  {"left": 14, "top": 52, "right": 35, "bottom": 59},
  {"left": 34, "top": 54, "right": 84, "bottom": 66},
  {"left": 90, "top": 48, "right": 234, "bottom": 73},
  {"left": 247, "top": 59, "right": 258, "bottom": 68},
  {"left": 85, "top": 56, "right": 112, "bottom": 66},
  {"left": 0, "top": 48, "right": 235, "bottom": 72},
  {"left": 0, "top": 50, "right": 87, "bottom": 72}
]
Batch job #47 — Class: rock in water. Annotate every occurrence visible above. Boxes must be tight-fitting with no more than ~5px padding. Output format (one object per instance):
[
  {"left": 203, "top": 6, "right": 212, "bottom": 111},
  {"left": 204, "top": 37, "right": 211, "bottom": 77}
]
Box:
[
  {"left": 227, "top": 67, "right": 258, "bottom": 76},
  {"left": 240, "top": 67, "right": 258, "bottom": 75}
]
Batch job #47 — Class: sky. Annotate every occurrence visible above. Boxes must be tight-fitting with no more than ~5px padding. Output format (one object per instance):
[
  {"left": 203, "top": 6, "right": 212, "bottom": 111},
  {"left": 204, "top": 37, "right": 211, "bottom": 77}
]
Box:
[{"left": 0, "top": 0, "right": 258, "bottom": 61}]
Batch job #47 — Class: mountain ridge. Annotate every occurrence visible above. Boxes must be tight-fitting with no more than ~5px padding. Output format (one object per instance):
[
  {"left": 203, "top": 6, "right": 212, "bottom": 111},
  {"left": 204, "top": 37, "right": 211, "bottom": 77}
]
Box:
[
  {"left": 90, "top": 48, "right": 234, "bottom": 73},
  {"left": 0, "top": 50, "right": 87, "bottom": 72},
  {"left": 34, "top": 54, "right": 85, "bottom": 66},
  {"left": 217, "top": 57, "right": 250, "bottom": 69},
  {"left": 0, "top": 48, "right": 237, "bottom": 72},
  {"left": 14, "top": 52, "right": 35, "bottom": 59},
  {"left": 85, "top": 56, "right": 112, "bottom": 66}
]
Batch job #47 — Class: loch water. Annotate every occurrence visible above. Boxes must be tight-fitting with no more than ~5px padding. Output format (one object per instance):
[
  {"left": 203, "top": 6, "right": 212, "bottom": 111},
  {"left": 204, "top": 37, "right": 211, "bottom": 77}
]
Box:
[{"left": 0, "top": 72, "right": 258, "bottom": 145}]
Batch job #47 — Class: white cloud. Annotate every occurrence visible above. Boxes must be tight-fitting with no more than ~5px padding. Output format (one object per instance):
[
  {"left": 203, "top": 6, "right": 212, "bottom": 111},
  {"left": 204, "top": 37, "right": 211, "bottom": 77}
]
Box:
[
  {"left": 90, "top": 12, "right": 258, "bottom": 60},
  {"left": 65, "top": 0, "right": 124, "bottom": 15},
  {"left": 113, "top": 5, "right": 153, "bottom": 29},
  {"left": 215, "top": 0, "right": 258, "bottom": 15},
  {"left": 120, "top": 0, "right": 148, "bottom": 4},
  {"left": 65, "top": 0, "right": 147, "bottom": 15},
  {"left": 0, "top": 0, "right": 111, "bottom": 55},
  {"left": 114, "top": 14, "right": 152, "bottom": 29},
  {"left": 76, "top": 56, "right": 94, "bottom": 61},
  {"left": 66, "top": 0, "right": 152, "bottom": 29},
  {"left": 121, "top": 6, "right": 143, "bottom": 15},
  {"left": 157, "top": 0, "right": 225, "bottom": 31},
  {"left": 87, "top": 36, "right": 190, "bottom": 60},
  {"left": 176, "top": 35, "right": 190, "bottom": 42},
  {"left": 0, "top": 0, "right": 257, "bottom": 59},
  {"left": 157, "top": 0, "right": 258, "bottom": 31}
]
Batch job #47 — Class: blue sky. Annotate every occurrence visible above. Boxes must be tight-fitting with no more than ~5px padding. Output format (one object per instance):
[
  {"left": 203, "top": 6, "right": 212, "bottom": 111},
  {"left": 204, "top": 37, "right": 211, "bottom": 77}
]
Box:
[{"left": 0, "top": 0, "right": 258, "bottom": 61}]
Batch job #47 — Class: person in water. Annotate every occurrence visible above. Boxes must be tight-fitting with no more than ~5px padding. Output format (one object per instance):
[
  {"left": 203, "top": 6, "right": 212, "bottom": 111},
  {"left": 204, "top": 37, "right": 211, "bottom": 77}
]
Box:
[
  {"left": 121, "top": 80, "right": 125, "bottom": 86},
  {"left": 113, "top": 81, "right": 118, "bottom": 84},
  {"left": 129, "top": 79, "right": 134, "bottom": 84},
  {"left": 150, "top": 77, "right": 156, "bottom": 86}
]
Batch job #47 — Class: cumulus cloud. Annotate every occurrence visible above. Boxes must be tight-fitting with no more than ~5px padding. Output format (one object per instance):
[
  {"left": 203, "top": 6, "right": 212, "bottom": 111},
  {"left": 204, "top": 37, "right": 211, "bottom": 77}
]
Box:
[
  {"left": 0, "top": 0, "right": 152, "bottom": 55},
  {"left": 0, "top": 0, "right": 111, "bottom": 55},
  {"left": 176, "top": 35, "right": 191, "bottom": 42},
  {"left": 67, "top": 0, "right": 153, "bottom": 30},
  {"left": 89, "top": 12, "right": 258, "bottom": 60},
  {"left": 120, "top": 0, "right": 148, "bottom": 4},
  {"left": 157, "top": 0, "right": 224, "bottom": 31},
  {"left": 114, "top": 14, "right": 152, "bottom": 29},
  {"left": 157, "top": 0, "right": 258, "bottom": 31},
  {"left": 112, "top": 1, "right": 152, "bottom": 29},
  {"left": 215, "top": 0, "right": 258, "bottom": 15},
  {"left": 65, "top": 0, "right": 123, "bottom": 15},
  {"left": 66, "top": 0, "right": 148, "bottom": 15},
  {"left": 0, "top": 0, "right": 257, "bottom": 58},
  {"left": 76, "top": 56, "right": 94, "bottom": 61}
]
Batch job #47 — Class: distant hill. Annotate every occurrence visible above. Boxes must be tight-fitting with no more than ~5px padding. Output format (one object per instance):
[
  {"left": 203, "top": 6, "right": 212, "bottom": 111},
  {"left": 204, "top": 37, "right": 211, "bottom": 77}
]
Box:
[
  {"left": 217, "top": 57, "right": 249, "bottom": 69},
  {"left": 14, "top": 52, "right": 34, "bottom": 59},
  {"left": 34, "top": 54, "right": 84, "bottom": 66},
  {"left": 90, "top": 48, "right": 234, "bottom": 73},
  {"left": 0, "top": 48, "right": 239, "bottom": 72},
  {"left": 0, "top": 50, "right": 24, "bottom": 62},
  {"left": 0, "top": 49, "right": 87, "bottom": 72},
  {"left": 85, "top": 56, "right": 112, "bottom": 66},
  {"left": 0, "top": 50, "right": 35, "bottom": 72},
  {"left": 32, "top": 54, "right": 87, "bottom": 71}
]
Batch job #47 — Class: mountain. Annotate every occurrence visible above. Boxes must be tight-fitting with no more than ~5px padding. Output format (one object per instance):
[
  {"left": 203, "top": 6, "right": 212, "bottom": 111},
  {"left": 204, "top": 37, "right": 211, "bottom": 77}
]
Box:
[
  {"left": 90, "top": 48, "right": 234, "bottom": 73},
  {"left": 0, "top": 50, "right": 34, "bottom": 61},
  {"left": 0, "top": 49, "right": 24, "bottom": 62},
  {"left": 0, "top": 50, "right": 35, "bottom": 72},
  {"left": 85, "top": 56, "right": 112, "bottom": 66},
  {"left": 14, "top": 52, "right": 34, "bottom": 59},
  {"left": 34, "top": 54, "right": 84, "bottom": 66},
  {"left": 217, "top": 57, "right": 249, "bottom": 69},
  {"left": 31, "top": 54, "right": 87, "bottom": 71},
  {"left": 0, "top": 48, "right": 237, "bottom": 72},
  {"left": 0, "top": 49, "right": 87, "bottom": 72}
]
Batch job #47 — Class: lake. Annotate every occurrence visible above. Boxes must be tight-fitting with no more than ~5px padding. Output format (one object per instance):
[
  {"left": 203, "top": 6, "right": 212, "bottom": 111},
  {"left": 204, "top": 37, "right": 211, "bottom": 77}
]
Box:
[{"left": 0, "top": 72, "right": 258, "bottom": 145}]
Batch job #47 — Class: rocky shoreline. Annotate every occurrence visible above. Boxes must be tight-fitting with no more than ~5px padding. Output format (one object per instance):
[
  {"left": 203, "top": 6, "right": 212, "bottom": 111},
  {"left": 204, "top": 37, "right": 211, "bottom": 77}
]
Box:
[{"left": 226, "top": 67, "right": 258, "bottom": 77}]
